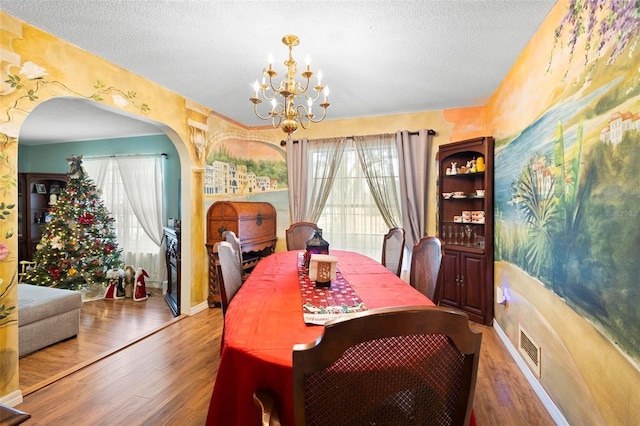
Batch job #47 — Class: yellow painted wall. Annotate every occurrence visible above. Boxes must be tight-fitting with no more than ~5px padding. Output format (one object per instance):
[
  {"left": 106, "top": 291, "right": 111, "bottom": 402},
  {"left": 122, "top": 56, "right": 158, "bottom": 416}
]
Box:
[{"left": 0, "top": 12, "right": 209, "bottom": 399}]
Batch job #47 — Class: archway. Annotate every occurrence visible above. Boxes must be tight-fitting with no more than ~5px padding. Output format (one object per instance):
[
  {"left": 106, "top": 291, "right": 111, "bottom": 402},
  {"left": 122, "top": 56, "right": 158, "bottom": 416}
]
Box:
[{"left": 16, "top": 97, "right": 193, "bottom": 389}]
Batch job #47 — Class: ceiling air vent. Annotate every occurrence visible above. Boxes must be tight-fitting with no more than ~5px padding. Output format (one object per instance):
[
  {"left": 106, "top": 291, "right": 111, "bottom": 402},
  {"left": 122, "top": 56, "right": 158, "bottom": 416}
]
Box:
[{"left": 519, "top": 325, "right": 541, "bottom": 378}]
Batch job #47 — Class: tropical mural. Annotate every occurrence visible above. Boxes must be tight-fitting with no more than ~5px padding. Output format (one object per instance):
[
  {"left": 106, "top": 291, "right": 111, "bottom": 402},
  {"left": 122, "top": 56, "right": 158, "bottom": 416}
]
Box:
[
  {"left": 497, "top": 0, "right": 640, "bottom": 363},
  {"left": 491, "top": 1, "right": 640, "bottom": 423}
]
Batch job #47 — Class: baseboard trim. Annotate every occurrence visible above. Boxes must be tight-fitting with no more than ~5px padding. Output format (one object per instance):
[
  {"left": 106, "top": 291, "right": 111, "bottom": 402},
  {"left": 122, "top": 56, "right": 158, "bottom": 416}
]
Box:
[
  {"left": 0, "top": 390, "right": 23, "bottom": 407},
  {"left": 493, "top": 321, "right": 569, "bottom": 426},
  {"left": 189, "top": 300, "right": 209, "bottom": 315}
]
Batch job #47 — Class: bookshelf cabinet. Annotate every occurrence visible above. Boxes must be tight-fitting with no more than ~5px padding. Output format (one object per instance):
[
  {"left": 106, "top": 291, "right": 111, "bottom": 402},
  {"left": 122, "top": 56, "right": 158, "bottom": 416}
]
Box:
[
  {"left": 437, "top": 136, "right": 494, "bottom": 325},
  {"left": 18, "top": 173, "right": 68, "bottom": 261}
]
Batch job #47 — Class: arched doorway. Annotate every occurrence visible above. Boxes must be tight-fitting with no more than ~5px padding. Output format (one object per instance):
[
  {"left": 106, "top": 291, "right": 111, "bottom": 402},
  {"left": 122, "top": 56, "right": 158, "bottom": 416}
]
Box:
[{"left": 17, "top": 97, "right": 193, "bottom": 389}]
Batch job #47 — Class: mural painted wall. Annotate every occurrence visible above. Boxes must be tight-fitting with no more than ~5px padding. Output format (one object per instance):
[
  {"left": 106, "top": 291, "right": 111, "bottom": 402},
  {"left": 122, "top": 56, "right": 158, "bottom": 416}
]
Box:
[
  {"left": 486, "top": 1, "right": 640, "bottom": 424},
  {"left": 0, "top": 12, "right": 208, "bottom": 402}
]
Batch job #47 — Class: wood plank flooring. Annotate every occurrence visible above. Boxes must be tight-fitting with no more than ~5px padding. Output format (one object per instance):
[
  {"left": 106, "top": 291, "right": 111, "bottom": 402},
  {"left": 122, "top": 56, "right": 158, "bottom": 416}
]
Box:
[
  {"left": 17, "top": 299, "right": 556, "bottom": 425},
  {"left": 19, "top": 288, "right": 176, "bottom": 392}
]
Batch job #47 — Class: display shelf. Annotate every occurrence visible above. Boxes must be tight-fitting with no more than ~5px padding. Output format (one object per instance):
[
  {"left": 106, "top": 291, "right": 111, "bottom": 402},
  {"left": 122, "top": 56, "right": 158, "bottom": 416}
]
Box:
[
  {"left": 437, "top": 136, "right": 494, "bottom": 325},
  {"left": 18, "top": 173, "right": 68, "bottom": 261}
]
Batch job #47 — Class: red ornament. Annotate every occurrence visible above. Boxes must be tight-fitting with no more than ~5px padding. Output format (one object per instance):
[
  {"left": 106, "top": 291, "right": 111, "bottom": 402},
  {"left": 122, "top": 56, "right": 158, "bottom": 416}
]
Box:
[
  {"left": 49, "top": 266, "right": 62, "bottom": 279},
  {"left": 78, "top": 213, "right": 95, "bottom": 225}
]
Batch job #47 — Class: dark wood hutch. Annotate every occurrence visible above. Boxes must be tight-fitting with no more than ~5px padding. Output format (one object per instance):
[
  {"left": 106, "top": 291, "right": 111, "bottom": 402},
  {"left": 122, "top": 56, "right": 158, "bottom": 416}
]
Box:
[
  {"left": 18, "top": 173, "right": 68, "bottom": 262},
  {"left": 437, "top": 136, "right": 494, "bottom": 325}
]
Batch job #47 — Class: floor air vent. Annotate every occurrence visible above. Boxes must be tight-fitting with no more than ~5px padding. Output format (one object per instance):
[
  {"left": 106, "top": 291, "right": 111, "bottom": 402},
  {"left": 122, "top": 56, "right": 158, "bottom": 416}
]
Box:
[{"left": 519, "top": 325, "right": 541, "bottom": 378}]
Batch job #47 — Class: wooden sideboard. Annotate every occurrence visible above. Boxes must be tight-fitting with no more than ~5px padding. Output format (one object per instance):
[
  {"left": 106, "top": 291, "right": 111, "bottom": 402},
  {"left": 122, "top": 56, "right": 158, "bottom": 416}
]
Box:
[{"left": 205, "top": 201, "right": 277, "bottom": 307}]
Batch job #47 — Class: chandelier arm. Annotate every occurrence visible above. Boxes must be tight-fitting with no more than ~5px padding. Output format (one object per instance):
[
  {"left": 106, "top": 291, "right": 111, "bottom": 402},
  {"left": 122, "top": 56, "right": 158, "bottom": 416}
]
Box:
[
  {"left": 299, "top": 76, "right": 312, "bottom": 95},
  {"left": 294, "top": 104, "right": 312, "bottom": 130},
  {"left": 271, "top": 103, "right": 284, "bottom": 128},
  {"left": 305, "top": 87, "right": 323, "bottom": 103},
  {"left": 306, "top": 105, "right": 328, "bottom": 124},
  {"left": 253, "top": 102, "right": 276, "bottom": 121},
  {"left": 267, "top": 74, "right": 284, "bottom": 94},
  {"left": 260, "top": 87, "right": 278, "bottom": 102}
]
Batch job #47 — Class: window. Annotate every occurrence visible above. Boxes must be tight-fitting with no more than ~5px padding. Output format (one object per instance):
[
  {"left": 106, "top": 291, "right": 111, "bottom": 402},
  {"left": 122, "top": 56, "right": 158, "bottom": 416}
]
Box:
[
  {"left": 99, "top": 159, "right": 159, "bottom": 254},
  {"left": 83, "top": 156, "right": 164, "bottom": 283},
  {"left": 316, "top": 139, "right": 400, "bottom": 260}
]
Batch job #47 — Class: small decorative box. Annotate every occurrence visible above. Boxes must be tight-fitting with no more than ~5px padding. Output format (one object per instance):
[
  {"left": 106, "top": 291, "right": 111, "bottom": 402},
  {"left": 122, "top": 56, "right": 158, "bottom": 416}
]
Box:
[{"left": 308, "top": 254, "right": 338, "bottom": 287}]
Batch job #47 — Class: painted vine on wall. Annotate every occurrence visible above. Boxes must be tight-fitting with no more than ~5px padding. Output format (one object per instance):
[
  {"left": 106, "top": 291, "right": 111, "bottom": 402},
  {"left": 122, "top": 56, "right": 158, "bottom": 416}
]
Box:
[{"left": 0, "top": 60, "right": 152, "bottom": 322}]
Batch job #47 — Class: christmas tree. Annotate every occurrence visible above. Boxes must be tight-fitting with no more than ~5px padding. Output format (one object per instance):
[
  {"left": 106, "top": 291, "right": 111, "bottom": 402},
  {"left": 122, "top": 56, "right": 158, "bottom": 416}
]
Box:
[{"left": 25, "top": 155, "right": 122, "bottom": 290}]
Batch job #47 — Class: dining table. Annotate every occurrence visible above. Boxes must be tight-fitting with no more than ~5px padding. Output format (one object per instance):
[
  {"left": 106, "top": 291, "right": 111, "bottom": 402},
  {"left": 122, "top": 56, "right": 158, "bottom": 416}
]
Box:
[{"left": 205, "top": 249, "right": 444, "bottom": 425}]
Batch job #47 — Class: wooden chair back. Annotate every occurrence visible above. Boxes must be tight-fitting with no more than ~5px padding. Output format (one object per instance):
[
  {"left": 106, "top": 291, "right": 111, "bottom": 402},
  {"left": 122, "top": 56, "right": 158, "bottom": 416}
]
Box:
[
  {"left": 381, "top": 227, "right": 405, "bottom": 276},
  {"left": 291, "top": 306, "right": 482, "bottom": 426},
  {"left": 285, "top": 222, "right": 321, "bottom": 251},
  {"left": 410, "top": 236, "right": 443, "bottom": 302},
  {"left": 213, "top": 241, "right": 243, "bottom": 316},
  {"left": 222, "top": 230, "right": 243, "bottom": 267}
]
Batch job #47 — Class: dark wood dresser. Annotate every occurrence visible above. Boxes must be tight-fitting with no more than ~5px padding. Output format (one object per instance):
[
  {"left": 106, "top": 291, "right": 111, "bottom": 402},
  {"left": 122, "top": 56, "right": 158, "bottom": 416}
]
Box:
[{"left": 205, "top": 201, "right": 277, "bottom": 307}]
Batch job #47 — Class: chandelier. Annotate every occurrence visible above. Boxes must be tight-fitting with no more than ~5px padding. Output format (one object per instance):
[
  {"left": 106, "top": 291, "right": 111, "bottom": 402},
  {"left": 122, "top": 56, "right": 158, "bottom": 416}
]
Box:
[{"left": 250, "top": 35, "right": 330, "bottom": 135}]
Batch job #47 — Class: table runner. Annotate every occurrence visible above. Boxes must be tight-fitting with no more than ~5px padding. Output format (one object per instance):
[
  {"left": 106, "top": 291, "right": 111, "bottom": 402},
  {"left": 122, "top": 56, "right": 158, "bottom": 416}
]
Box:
[{"left": 297, "top": 252, "right": 368, "bottom": 325}]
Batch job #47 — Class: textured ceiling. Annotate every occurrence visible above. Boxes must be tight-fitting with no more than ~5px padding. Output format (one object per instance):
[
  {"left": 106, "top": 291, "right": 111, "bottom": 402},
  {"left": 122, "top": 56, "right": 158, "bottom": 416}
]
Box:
[{"left": 2, "top": 0, "right": 557, "bottom": 144}]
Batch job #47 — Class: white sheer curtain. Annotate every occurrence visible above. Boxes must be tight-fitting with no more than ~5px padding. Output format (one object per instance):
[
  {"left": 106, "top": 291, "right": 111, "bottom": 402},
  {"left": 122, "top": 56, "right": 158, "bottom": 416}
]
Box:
[
  {"left": 316, "top": 138, "right": 390, "bottom": 261},
  {"left": 83, "top": 155, "right": 165, "bottom": 286},
  {"left": 306, "top": 137, "right": 345, "bottom": 223},
  {"left": 353, "top": 134, "right": 402, "bottom": 228}
]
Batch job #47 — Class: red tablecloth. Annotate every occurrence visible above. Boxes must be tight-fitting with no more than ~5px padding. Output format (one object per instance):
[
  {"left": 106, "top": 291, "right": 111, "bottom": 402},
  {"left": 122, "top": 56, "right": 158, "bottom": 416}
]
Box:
[{"left": 206, "top": 250, "right": 435, "bottom": 425}]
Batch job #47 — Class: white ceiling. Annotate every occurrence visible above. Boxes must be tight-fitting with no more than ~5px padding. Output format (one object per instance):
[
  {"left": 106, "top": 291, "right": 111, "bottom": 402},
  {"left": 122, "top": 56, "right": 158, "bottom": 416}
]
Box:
[{"left": 2, "top": 0, "right": 557, "bottom": 145}]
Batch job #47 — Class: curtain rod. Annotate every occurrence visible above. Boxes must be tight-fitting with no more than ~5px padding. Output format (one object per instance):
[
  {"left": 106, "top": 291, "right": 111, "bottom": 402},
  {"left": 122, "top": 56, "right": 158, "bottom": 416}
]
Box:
[
  {"left": 279, "top": 129, "right": 436, "bottom": 146},
  {"left": 84, "top": 153, "right": 168, "bottom": 158}
]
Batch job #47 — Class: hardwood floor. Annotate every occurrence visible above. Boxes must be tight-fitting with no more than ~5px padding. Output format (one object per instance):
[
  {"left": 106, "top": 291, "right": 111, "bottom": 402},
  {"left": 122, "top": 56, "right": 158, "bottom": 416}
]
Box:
[
  {"left": 19, "top": 288, "right": 176, "bottom": 393},
  {"left": 17, "top": 300, "right": 555, "bottom": 425}
]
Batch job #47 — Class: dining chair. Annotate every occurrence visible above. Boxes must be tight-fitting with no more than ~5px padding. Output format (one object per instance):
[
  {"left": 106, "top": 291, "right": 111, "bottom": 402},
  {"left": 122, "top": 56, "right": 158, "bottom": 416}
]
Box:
[
  {"left": 285, "top": 222, "right": 321, "bottom": 251},
  {"left": 213, "top": 241, "right": 244, "bottom": 316},
  {"left": 222, "top": 230, "right": 243, "bottom": 268},
  {"left": 254, "top": 305, "right": 482, "bottom": 426},
  {"left": 381, "top": 227, "right": 405, "bottom": 277},
  {"left": 410, "top": 236, "right": 443, "bottom": 303}
]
